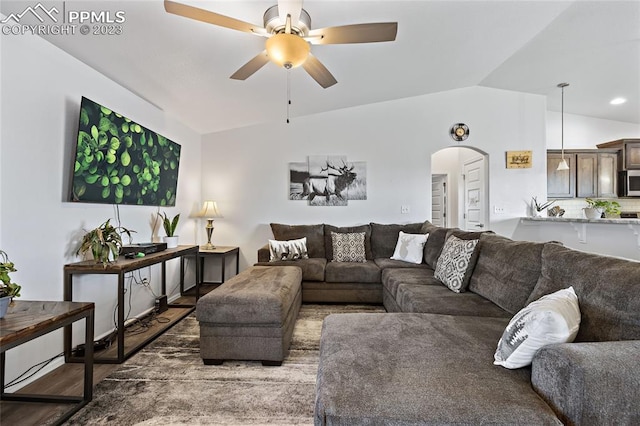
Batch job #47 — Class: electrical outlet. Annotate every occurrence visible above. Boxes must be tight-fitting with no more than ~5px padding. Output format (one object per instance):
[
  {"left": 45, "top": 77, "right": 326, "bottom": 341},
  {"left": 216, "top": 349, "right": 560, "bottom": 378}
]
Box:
[
  {"left": 401, "top": 205, "right": 410, "bottom": 214},
  {"left": 493, "top": 205, "right": 505, "bottom": 214}
]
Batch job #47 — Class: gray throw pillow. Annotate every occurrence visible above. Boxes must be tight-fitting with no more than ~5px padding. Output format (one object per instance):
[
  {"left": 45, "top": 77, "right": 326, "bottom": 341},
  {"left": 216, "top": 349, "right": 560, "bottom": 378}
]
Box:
[
  {"left": 331, "top": 232, "right": 367, "bottom": 263},
  {"left": 434, "top": 235, "right": 479, "bottom": 292}
]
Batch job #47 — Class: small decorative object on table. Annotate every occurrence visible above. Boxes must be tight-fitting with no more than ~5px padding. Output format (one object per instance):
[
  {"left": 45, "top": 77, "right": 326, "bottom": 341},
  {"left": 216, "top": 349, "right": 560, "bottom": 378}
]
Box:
[
  {"left": 77, "top": 219, "right": 135, "bottom": 267},
  {"left": 531, "top": 197, "right": 555, "bottom": 217},
  {"left": 161, "top": 212, "right": 180, "bottom": 248},
  {"left": 195, "top": 201, "right": 223, "bottom": 249},
  {"left": 547, "top": 206, "right": 565, "bottom": 217},
  {"left": 0, "top": 250, "right": 21, "bottom": 318}
]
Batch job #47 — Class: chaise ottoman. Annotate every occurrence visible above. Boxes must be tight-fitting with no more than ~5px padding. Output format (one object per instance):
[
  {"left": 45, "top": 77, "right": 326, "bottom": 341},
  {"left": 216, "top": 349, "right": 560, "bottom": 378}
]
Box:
[{"left": 196, "top": 265, "right": 302, "bottom": 366}]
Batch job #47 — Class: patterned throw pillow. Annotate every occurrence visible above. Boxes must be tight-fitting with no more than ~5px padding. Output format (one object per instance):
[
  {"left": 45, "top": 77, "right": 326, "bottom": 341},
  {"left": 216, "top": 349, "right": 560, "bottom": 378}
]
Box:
[
  {"left": 390, "top": 231, "right": 429, "bottom": 264},
  {"left": 331, "top": 232, "right": 367, "bottom": 263},
  {"left": 434, "top": 235, "right": 479, "bottom": 292},
  {"left": 494, "top": 287, "right": 581, "bottom": 369},
  {"left": 268, "top": 237, "right": 309, "bottom": 261}
]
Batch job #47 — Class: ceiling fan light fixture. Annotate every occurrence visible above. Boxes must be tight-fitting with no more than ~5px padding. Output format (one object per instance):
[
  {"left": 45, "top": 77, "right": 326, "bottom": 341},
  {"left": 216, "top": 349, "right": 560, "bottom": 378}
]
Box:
[{"left": 266, "top": 33, "right": 310, "bottom": 69}]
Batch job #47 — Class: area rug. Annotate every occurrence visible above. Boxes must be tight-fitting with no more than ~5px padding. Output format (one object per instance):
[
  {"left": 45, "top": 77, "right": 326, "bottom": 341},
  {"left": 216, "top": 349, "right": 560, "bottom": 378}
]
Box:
[{"left": 66, "top": 304, "right": 385, "bottom": 425}]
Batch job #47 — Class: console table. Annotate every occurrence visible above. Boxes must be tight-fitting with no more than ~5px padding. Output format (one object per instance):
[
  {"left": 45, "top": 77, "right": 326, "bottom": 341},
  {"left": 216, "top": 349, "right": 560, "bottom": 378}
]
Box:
[
  {"left": 63, "top": 245, "right": 198, "bottom": 364},
  {"left": 196, "top": 246, "right": 240, "bottom": 299},
  {"left": 1, "top": 300, "right": 94, "bottom": 426}
]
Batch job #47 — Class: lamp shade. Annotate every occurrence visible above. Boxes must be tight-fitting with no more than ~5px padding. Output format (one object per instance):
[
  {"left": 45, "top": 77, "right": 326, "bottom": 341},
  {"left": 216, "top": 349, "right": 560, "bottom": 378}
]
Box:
[
  {"left": 196, "top": 201, "right": 223, "bottom": 219},
  {"left": 265, "top": 33, "right": 310, "bottom": 69},
  {"left": 556, "top": 159, "right": 570, "bottom": 171}
]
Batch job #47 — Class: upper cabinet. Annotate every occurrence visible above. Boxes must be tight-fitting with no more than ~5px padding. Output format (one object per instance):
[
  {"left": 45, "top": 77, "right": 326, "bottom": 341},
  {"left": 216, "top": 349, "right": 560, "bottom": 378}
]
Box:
[
  {"left": 596, "top": 139, "right": 640, "bottom": 170},
  {"left": 547, "top": 152, "right": 575, "bottom": 198},
  {"left": 547, "top": 150, "right": 618, "bottom": 198}
]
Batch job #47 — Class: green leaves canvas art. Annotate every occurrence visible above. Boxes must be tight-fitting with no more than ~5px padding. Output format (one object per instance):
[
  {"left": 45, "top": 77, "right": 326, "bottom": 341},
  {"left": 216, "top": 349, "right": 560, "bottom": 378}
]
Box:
[{"left": 71, "top": 97, "right": 181, "bottom": 206}]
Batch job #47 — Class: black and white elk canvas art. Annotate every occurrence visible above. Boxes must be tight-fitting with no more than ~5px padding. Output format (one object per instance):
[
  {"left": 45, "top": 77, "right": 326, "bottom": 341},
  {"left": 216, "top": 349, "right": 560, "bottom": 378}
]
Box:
[{"left": 289, "top": 156, "right": 367, "bottom": 206}]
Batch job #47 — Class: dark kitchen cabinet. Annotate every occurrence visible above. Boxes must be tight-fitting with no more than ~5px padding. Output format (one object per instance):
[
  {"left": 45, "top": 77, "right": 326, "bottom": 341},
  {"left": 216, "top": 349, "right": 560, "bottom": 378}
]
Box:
[{"left": 547, "top": 150, "right": 618, "bottom": 198}]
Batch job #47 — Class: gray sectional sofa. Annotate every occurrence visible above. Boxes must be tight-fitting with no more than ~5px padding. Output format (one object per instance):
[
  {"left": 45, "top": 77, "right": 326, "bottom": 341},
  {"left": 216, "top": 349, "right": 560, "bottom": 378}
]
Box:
[{"left": 258, "top": 221, "right": 640, "bottom": 425}]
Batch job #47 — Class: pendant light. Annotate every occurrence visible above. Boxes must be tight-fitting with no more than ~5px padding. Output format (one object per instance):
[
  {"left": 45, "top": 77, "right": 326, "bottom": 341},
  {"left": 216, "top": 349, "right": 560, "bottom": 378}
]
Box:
[{"left": 556, "top": 82, "right": 570, "bottom": 171}]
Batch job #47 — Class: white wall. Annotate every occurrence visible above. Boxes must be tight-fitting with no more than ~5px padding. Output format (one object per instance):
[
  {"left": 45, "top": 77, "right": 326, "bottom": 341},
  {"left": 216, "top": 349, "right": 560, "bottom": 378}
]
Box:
[
  {"left": 201, "top": 86, "right": 548, "bottom": 269},
  {"left": 546, "top": 111, "right": 640, "bottom": 149},
  {"left": 0, "top": 34, "right": 201, "bottom": 387}
]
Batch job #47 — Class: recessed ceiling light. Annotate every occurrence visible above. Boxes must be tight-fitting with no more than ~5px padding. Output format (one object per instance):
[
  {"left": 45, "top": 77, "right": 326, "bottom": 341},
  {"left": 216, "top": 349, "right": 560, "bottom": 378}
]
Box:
[{"left": 610, "top": 97, "right": 627, "bottom": 105}]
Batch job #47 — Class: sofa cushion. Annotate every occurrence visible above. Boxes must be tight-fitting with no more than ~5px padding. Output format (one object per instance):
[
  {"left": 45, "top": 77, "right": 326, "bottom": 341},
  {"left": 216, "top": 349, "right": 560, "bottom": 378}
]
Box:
[
  {"left": 268, "top": 237, "right": 309, "bottom": 261},
  {"left": 254, "top": 258, "right": 326, "bottom": 282},
  {"left": 315, "top": 313, "right": 561, "bottom": 425},
  {"left": 469, "top": 234, "right": 547, "bottom": 315},
  {"left": 532, "top": 340, "right": 640, "bottom": 426},
  {"left": 434, "top": 234, "right": 479, "bottom": 292},
  {"left": 527, "top": 243, "right": 640, "bottom": 342},
  {"left": 422, "top": 226, "right": 484, "bottom": 268},
  {"left": 370, "top": 222, "right": 426, "bottom": 259},
  {"left": 374, "top": 258, "right": 431, "bottom": 270},
  {"left": 395, "top": 283, "right": 511, "bottom": 318},
  {"left": 330, "top": 231, "right": 367, "bottom": 263},
  {"left": 390, "top": 231, "right": 428, "bottom": 264},
  {"left": 494, "top": 287, "right": 581, "bottom": 369},
  {"left": 381, "top": 268, "right": 441, "bottom": 300},
  {"left": 325, "top": 260, "right": 381, "bottom": 283},
  {"left": 270, "top": 223, "right": 325, "bottom": 258},
  {"left": 324, "top": 224, "right": 372, "bottom": 260}
]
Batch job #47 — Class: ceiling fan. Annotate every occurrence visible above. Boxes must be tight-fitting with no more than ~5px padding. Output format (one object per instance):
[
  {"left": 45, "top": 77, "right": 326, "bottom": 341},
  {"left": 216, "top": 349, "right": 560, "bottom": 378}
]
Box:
[{"left": 164, "top": 0, "right": 398, "bottom": 88}]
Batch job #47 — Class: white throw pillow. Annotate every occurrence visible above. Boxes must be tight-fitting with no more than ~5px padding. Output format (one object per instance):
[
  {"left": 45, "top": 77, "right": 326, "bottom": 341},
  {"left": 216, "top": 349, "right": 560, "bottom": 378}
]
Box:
[
  {"left": 390, "top": 231, "right": 428, "bottom": 264},
  {"left": 494, "top": 286, "right": 581, "bottom": 369},
  {"left": 268, "top": 237, "right": 309, "bottom": 261},
  {"left": 434, "top": 235, "right": 479, "bottom": 293}
]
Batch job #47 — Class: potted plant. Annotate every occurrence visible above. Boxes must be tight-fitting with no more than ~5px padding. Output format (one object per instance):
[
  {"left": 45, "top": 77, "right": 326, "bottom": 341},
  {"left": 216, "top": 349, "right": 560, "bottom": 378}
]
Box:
[
  {"left": 161, "top": 212, "right": 180, "bottom": 248},
  {"left": 0, "top": 250, "right": 21, "bottom": 318},
  {"left": 531, "top": 197, "right": 555, "bottom": 217},
  {"left": 77, "top": 219, "right": 134, "bottom": 267},
  {"left": 584, "top": 198, "right": 621, "bottom": 219}
]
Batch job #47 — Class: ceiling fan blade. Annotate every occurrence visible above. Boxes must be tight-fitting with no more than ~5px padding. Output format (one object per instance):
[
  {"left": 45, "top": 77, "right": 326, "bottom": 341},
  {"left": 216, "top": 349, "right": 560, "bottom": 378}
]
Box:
[
  {"left": 164, "top": 0, "right": 267, "bottom": 36},
  {"left": 230, "top": 51, "right": 270, "bottom": 80},
  {"left": 302, "top": 54, "right": 337, "bottom": 88},
  {"left": 277, "top": 0, "right": 303, "bottom": 26},
  {"left": 308, "top": 22, "right": 398, "bottom": 45}
]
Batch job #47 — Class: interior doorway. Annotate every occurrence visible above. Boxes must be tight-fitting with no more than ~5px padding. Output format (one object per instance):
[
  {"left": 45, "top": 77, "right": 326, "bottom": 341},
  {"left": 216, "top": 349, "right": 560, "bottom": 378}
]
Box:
[
  {"left": 462, "top": 156, "right": 486, "bottom": 231},
  {"left": 431, "top": 147, "right": 489, "bottom": 230},
  {"left": 431, "top": 174, "right": 448, "bottom": 227}
]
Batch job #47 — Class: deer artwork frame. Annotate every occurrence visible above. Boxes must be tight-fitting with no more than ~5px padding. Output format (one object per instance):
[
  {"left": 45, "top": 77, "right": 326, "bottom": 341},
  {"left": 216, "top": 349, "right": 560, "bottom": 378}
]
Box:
[{"left": 289, "top": 155, "right": 367, "bottom": 206}]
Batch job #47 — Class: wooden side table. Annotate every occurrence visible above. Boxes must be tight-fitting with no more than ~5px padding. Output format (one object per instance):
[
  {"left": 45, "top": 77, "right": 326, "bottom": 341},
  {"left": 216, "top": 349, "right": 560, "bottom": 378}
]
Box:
[
  {"left": 64, "top": 245, "right": 198, "bottom": 364},
  {"left": 196, "top": 246, "right": 240, "bottom": 300},
  {"left": 1, "top": 300, "right": 94, "bottom": 426}
]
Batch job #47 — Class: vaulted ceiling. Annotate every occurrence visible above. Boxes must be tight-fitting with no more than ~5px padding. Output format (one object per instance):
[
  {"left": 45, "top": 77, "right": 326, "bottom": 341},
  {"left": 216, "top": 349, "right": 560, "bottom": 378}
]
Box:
[{"left": 4, "top": 1, "right": 639, "bottom": 134}]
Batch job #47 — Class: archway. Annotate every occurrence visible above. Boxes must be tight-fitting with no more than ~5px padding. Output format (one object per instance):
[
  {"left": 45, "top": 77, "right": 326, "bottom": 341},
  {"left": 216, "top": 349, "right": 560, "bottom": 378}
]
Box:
[{"left": 431, "top": 147, "right": 490, "bottom": 231}]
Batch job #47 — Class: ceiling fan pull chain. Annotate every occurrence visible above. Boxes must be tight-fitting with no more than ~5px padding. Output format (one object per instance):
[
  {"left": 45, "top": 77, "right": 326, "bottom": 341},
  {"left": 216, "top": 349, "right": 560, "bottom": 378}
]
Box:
[{"left": 286, "top": 69, "right": 291, "bottom": 124}]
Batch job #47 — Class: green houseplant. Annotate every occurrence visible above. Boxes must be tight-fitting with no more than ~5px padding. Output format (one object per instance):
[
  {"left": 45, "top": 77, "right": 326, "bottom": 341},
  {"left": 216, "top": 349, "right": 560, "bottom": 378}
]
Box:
[
  {"left": 584, "top": 198, "right": 621, "bottom": 219},
  {"left": 161, "top": 212, "right": 180, "bottom": 248},
  {"left": 0, "top": 250, "right": 21, "bottom": 318},
  {"left": 77, "top": 219, "right": 134, "bottom": 267}
]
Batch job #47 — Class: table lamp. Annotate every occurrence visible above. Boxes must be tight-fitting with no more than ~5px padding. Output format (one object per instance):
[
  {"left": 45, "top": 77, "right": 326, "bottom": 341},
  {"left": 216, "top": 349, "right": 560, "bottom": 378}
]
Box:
[{"left": 196, "top": 201, "right": 223, "bottom": 249}]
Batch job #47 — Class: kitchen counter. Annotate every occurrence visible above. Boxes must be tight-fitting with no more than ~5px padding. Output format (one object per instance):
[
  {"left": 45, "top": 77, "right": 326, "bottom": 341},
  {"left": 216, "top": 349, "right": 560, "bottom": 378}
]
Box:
[
  {"left": 522, "top": 216, "right": 640, "bottom": 225},
  {"left": 516, "top": 217, "right": 640, "bottom": 260}
]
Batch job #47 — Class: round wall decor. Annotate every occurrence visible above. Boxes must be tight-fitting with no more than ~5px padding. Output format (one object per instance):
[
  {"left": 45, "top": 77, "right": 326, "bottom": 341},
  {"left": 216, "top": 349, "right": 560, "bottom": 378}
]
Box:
[{"left": 450, "top": 123, "right": 469, "bottom": 141}]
